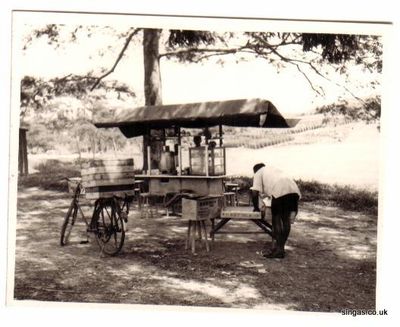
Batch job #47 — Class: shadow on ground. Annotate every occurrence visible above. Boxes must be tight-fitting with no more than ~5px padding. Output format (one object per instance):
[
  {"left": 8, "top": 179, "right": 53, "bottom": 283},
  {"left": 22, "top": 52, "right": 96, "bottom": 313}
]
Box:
[{"left": 12, "top": 187, "right": 377, "bottom": 312}]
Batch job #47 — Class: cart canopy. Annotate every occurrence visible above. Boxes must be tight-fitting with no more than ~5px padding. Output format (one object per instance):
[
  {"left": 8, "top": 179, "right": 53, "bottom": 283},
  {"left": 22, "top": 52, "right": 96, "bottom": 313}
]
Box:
[{"left": 94, "top": 98, "right": 300, "bottom": 138}]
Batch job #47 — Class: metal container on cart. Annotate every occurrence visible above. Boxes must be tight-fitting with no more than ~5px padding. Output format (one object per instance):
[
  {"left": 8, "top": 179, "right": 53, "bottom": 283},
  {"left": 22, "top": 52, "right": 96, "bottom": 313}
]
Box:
[
  {"left": 159, "top": 149, "right": 176, "bottom": 174},
  {"left": 189, "top": 146, "right": 226, "bottom": 176}
]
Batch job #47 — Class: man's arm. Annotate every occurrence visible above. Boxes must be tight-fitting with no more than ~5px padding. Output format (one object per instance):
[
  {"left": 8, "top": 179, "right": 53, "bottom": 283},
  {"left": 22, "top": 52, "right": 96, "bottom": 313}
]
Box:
[
  {"left": 251, "top": 170, "right": 263, "bottom": 212},
  {"left": 251, "top": 189, "right": 260, "bottom": 212}
]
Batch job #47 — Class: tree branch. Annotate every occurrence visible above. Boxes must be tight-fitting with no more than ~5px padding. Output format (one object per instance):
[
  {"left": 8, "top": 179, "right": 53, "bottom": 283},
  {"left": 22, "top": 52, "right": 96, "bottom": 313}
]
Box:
[
  {"left": 293, "top": 63, "right": 325, "bottom": 96},
  {"left": 159, "top": 46, "right": 250, "bottom": 59},
  {"left": 90, "top": 28, "right": 140, "bottom": 91},
  {"left": 192, "top": 49, "right": 257, "bottom": 63},
  {"left": 256, "top": 43, "right": 325, "bottom": 94},
  {"left": 250, "top": 36, "right": 366, "bottom": 102},
  {"left": 307, "top": 62, "right": 366, "bottom": 103},
  {"left": 162, "top": 33, "right": 369, "bottom": 102}
]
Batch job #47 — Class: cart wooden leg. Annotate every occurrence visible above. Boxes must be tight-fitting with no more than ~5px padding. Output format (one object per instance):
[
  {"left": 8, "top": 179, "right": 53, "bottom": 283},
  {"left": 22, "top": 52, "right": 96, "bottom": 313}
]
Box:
[
  {"left": 191, "top": 222, "right": 196, "bottom": 254},
  {"left": 140, "top": 194, "right": 155, "bottom": 219},
  {"left": 185, "top": 220, "right": 192, "bottom": 250},
  {"left": 186, "top": 219, "right": 212, "bottom": 254},
  {"left": 210, "top": 219, "right": 215, "bottom": 241},
  {"left": 197, "top": 221, "right": 202, "bottom": 240},
  {"left": 201, "top": 220, "right": 210, "bottom": 252}
]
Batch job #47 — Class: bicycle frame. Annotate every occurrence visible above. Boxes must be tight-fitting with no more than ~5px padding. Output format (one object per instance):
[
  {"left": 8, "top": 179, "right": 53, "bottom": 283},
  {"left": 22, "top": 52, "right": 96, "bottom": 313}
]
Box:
[
  {"left": 61, "top": 177, "right": 132, "bottom": 255},
  {"left": 89, "top": 196, "right": 131, "bottom": 227}
]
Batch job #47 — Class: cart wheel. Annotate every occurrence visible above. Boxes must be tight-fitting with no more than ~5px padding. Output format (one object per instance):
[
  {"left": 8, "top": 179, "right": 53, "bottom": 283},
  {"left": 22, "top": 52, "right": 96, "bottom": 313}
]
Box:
[
  {"left": 93, "top": 199, "right": 125, "bottom": 256},
  {"left": 60, "top": 201, "right": 77, "bottom": 246}
]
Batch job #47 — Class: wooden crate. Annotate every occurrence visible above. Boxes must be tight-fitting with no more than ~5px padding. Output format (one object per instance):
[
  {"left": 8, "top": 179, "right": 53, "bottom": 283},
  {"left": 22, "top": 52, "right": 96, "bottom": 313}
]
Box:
[
  {"left": 82, "top": 158, "right": 134, "bottom": 169},
  {"left": 182, "top": 196, "right": 222, "bottom": 221},
  {"left": 85, "top": 189, "right": 135, "bottom": 200},
  {"left": 81, "top": 159, "right": 135, "bottom": 200}
]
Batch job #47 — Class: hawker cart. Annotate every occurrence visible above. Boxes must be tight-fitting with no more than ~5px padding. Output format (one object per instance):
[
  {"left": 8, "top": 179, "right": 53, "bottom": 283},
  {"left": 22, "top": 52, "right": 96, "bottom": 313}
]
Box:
[
  {"left": 94, "top": 98, "right": 298, "bottom": 195},
  {"left": 70, "top": 98, "right": 299, "bottom": 253}
]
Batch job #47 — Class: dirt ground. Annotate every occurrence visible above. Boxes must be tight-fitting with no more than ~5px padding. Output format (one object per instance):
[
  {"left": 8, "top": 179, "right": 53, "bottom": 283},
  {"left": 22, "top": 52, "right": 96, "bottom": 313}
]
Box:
[{"left": 12, "top": 187, "right": 377, "bottom": 312}]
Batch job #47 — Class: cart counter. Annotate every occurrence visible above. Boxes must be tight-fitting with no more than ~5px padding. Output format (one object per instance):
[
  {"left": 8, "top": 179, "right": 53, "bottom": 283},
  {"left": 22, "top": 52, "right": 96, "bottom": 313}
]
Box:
[{"left": 135, "top": 174, "right": 225, "bottom": 197}]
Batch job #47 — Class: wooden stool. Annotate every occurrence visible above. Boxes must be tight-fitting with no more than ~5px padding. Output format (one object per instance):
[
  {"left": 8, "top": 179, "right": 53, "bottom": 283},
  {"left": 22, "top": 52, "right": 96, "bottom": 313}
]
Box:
[
  {"left": 185, "top": 219, "right": 210, "bottom": 254},
  {"left": 224, "top": 182, "right": 239, "bottom": 206},
  {"left": 133, "top": 180, "right": 145, "bottom": 207},
  {"left": 139, "top": 192, "right": 156, "bottom": 218},
  {"left": 163, "top": 192, "right": 179, "bottom": 217},
  {"left": 223, "top": 192, "right": 236, "bottom": 206}
]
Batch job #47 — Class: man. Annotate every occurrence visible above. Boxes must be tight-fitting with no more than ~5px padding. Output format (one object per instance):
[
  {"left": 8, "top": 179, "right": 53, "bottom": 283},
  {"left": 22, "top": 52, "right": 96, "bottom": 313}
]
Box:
[{"left": 251, "top": 163, "right": 301, "bottom": 259}]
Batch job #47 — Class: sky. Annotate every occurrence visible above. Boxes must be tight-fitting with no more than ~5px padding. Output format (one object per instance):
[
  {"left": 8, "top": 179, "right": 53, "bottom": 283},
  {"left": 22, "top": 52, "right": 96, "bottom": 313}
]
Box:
[{"left": 14, "top": 15, "right": 382, "bottom": 116}]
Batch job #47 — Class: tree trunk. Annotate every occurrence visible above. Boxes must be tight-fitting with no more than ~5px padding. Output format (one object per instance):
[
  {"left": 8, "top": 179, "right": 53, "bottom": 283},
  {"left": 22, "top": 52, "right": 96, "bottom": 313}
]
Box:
[
  {"left": 143, "top": 29, "right": 162, "bottom": 107},
  {"left": 18, "top": 128, "right": 29, "bottom": 175},
  {"left": 75, "top": 137, "right": 82, "bottom": 170},
  {"left": 142, "top": 28, "right": 164, "bottom": 171}
]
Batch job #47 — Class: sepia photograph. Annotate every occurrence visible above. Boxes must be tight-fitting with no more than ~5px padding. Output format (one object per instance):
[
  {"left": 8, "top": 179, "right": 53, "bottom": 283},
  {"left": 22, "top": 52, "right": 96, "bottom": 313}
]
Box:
[{"left": 4, "top": 4, "right": 397, "bottom": 325}]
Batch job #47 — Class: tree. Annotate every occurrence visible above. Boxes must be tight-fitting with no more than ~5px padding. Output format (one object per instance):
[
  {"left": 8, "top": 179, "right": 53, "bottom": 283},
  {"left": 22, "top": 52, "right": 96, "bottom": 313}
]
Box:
[
  {"left": 21, "top": 23, "right": 382, "bottom": 169},
  {"left": 142, "top": 29, "right": 163, "bottom": 170},
  {"left": 20, "top": 74, "right": 135, "bottom": 119},
  {"left": 20, "top": 74, "right": 136, "bottom": 169}
]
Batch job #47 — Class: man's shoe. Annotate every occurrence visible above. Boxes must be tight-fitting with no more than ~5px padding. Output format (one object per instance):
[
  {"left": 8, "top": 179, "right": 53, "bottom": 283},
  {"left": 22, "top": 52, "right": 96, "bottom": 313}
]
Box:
[
  {"left": 263, "top": 250, "right": 285, "bottom": 259},
  {"left": 260, "top": 247, "right": 276, "bottom": 256}
]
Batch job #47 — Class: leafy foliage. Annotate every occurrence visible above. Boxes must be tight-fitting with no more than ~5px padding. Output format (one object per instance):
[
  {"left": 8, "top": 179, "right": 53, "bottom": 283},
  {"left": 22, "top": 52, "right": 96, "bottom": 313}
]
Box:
[
  {"left": 23, "top": 24, "right": 116, "bottom": 50},
  {"left": 27, "top": 123, "right": 56, "bottom": 153},
  {"left": 23, "top": 24, "right": 63, "bottom": 50},
  {"left": 301, "top": 33, "right": 359, "bottom": 64},
  {"left": 167, "top": 30, "right": 218, "bottom": 47},
  {"left": 21, "top": 75, "right": 134, "bottom": 155},
  {"left": 315, "top": 96, "right": 381, "bottom": 123},
  {"left": 20, "top": 74, "right": 135, "bottom": 117}
]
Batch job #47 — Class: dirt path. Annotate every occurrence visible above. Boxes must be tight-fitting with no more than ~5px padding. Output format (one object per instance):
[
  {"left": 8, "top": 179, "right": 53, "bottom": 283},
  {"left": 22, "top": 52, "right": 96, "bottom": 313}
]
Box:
[{"left": 12, "top": 187, "right": 377, "bottom": 312}]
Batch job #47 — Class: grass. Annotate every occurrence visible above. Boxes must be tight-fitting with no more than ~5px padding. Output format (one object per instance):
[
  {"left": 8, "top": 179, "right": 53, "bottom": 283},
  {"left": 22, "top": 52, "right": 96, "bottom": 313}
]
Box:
[
  {"left": 296, "top": 180, "right": 378, "bottom": 216},
  {"left": 18, "top": 159, "right": 80, "bottom": 192},
  {"left": 227, "top": 176, "right": 378, "bottom": 216}
]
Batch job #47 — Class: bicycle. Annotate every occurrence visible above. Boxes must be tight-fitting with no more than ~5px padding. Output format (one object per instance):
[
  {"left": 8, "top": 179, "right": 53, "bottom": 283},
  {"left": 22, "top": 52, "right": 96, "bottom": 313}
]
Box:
[{"left": 60, "top": 177, "right": 132, "bottom": 256}]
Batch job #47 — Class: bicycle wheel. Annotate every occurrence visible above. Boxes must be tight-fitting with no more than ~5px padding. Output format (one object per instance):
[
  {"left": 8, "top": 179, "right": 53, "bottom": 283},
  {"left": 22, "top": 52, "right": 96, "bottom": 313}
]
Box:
[
  {"left": 60, "top": 201, "right": 77, "bottom": 246},
  {"left": 93, "top": 199, "right": 125, "bottom": 255}
]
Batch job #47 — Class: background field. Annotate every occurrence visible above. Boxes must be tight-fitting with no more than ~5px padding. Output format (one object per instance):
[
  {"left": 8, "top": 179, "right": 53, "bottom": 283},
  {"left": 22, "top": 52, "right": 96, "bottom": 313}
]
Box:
[{"left": 27, "top": 116, "right": 380, "bottom": 191}]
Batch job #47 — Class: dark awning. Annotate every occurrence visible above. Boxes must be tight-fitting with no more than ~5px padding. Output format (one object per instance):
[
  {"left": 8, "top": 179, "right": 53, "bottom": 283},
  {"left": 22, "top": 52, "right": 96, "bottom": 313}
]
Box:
[{"left": 94, "top": 98, "right": 300, "bottom": 138}]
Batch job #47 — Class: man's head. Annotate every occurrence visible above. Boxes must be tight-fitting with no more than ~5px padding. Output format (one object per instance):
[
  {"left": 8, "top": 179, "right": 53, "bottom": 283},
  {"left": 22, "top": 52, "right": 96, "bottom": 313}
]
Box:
[
  {"left": 253, "top": 163, "right": 265, "bottom": 173},
  {"left": 193, "top": 135, "right": 202, "bottom": 147}
]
